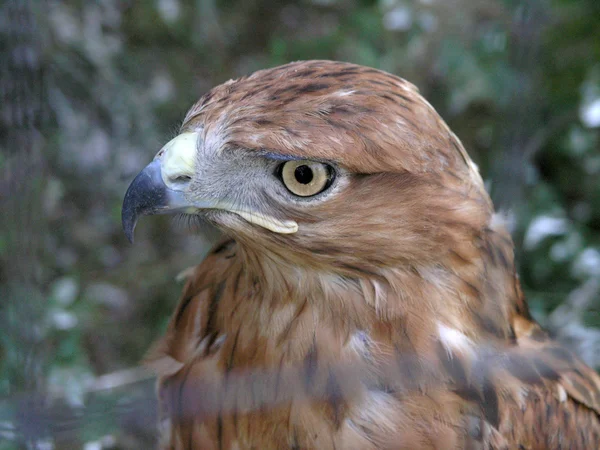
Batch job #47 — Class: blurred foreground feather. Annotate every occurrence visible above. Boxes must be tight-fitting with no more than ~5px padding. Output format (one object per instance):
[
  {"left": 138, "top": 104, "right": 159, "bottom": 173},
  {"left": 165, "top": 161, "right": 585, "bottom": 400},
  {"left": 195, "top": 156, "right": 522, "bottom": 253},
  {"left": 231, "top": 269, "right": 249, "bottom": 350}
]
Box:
[{"left": 0, "top": 341, "right": 596, "bottom": 446}]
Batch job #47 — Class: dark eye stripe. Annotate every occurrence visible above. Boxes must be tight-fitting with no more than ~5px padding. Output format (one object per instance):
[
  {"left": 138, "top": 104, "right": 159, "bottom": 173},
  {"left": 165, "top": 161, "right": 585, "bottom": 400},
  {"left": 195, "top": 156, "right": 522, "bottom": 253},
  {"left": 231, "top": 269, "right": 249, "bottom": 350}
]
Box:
[{"left": 260, "top": 151, "right": 304, "bottom": 161}]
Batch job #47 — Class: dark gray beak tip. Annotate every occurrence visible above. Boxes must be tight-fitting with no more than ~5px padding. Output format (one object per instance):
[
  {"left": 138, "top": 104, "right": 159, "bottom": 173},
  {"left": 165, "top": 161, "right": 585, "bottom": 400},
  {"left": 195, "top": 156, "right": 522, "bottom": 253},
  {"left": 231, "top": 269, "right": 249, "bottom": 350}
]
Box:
[
  {"left": 121, "top": 160, "right": 167, "bottom": 244},
  {"left": 122, "top": 182, "right": 141, "bottom": 244},
  {"left": 122, "top": 209, "right": 136, "bottom": 244}
]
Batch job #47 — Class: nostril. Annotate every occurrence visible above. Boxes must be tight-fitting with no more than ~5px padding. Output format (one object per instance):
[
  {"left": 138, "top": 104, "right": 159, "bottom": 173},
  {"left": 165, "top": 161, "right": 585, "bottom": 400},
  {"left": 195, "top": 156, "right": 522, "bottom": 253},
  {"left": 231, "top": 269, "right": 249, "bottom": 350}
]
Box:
[{"left": 172, "top": 175, "right": 192, "bottom": 183}]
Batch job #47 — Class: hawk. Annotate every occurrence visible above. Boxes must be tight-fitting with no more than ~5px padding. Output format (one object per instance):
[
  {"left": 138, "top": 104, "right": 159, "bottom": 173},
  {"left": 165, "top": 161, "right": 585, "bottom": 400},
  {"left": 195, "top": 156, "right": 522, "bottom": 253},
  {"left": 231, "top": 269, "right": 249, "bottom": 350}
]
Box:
[{"left": 122, "top": 61, "right": 600, "bottom": 449}]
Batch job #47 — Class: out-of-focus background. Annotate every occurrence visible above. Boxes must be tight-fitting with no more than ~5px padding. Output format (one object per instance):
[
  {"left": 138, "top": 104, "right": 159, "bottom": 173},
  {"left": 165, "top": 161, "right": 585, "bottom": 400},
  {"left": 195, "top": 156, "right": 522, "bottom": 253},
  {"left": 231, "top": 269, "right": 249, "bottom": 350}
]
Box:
[{"left": 1, "top": 0, "right": 599, "bottom": 448}]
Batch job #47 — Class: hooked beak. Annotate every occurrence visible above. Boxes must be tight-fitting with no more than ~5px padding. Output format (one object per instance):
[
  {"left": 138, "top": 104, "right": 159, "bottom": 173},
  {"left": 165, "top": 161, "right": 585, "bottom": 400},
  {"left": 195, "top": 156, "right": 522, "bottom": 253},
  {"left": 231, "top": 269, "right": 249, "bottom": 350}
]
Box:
[
  {"left": 122, "top": 132, "right": 298, "bottom": 243},
  {"left": 122, "top": 160, "right": 189, "bottom": 243},
  {"left": 122, "top": 132, "right": 203, "bottom": 243}
]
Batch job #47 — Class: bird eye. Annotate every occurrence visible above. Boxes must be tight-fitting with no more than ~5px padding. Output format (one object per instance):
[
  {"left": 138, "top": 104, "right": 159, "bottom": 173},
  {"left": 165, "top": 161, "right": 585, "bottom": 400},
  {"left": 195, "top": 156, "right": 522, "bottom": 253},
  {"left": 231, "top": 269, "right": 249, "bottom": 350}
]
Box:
[{"left": 278, "top": 160, "right": 334, "bottom": 197}]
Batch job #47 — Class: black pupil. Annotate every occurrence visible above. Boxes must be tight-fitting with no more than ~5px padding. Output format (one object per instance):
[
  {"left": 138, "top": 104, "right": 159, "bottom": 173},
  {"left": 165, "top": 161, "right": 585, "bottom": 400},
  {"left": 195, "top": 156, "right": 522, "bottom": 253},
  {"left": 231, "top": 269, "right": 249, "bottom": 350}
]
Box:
[{"left": 294, "top": 165, "right": 313, "bottom": 184}]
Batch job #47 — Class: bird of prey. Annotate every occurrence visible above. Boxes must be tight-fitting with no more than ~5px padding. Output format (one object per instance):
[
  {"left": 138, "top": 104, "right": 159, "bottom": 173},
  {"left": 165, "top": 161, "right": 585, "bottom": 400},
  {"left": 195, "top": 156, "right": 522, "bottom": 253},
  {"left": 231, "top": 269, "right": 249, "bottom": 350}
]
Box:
[{"left": 122, "top": 61, "right": 600, "bottom": 449}]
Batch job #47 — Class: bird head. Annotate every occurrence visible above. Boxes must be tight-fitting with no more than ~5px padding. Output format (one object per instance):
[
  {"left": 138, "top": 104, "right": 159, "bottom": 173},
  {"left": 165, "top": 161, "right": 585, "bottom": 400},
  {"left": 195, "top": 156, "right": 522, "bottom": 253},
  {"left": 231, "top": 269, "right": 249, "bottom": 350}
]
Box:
[{"left": 123, "top": 61, "right": 493, "bottom": 273}]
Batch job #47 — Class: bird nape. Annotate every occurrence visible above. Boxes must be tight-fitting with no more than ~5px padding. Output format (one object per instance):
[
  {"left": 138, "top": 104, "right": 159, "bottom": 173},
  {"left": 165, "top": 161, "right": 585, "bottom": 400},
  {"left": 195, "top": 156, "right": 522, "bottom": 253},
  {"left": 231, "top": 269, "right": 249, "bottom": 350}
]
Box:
[{"left": 122, "top": 60, "right": 600, "bottom": 450}]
